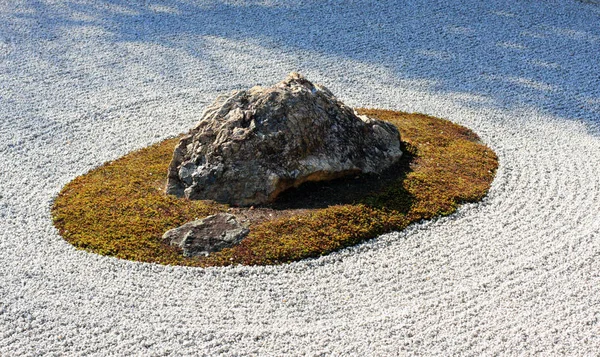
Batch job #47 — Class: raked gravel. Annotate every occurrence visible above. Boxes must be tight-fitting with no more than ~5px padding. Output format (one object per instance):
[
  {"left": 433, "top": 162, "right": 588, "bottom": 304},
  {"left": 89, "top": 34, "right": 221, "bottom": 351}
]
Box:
[{"left": 1, "top": 0, "right": 600, "bottom": 355}]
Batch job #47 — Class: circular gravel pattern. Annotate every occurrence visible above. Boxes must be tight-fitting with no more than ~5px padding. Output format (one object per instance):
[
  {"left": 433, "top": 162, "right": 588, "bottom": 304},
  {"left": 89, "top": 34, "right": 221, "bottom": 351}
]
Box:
[{"left": 1, "top": 0, "right": 600, "bottom": 355}]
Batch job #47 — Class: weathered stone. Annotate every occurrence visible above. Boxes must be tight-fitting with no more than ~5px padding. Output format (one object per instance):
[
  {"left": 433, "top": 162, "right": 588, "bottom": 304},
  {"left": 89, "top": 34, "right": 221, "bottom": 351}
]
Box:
[
  {"left": 166, "top": 72, "right": 402, "bottom": 206},
  {"left": 162, "top": 213, "right": 249, "bottom": 257}
]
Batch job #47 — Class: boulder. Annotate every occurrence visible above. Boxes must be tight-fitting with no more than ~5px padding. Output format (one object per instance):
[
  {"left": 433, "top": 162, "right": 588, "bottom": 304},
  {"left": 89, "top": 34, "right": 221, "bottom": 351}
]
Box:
[
  {"left": 166, "top": 72, "right": 402, "bottom": 206},
  {"left": 162, "top": 213, "right": 249, "bottom": 257}
]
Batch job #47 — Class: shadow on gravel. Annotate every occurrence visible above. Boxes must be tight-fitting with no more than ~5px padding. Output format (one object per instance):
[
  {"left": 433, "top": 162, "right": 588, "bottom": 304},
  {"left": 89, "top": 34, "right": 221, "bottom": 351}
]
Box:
[{"left": 9, "top": 0, "right": 600, "bottom": 134}]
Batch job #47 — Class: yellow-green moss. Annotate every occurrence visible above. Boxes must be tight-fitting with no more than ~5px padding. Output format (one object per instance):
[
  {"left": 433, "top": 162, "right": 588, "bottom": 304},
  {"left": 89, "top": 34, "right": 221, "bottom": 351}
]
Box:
[{"left": 52, "top": 109, "right": 498, "bottom": 267}]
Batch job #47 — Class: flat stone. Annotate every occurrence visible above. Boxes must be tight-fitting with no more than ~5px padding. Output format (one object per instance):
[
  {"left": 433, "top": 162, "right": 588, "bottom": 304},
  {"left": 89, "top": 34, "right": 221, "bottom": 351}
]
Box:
[
  {"left": 166, "top": 72, "right": 402, "bottom": 206},
  {"left": 162, "top": 213, "right": 249, "bottom": 257}
]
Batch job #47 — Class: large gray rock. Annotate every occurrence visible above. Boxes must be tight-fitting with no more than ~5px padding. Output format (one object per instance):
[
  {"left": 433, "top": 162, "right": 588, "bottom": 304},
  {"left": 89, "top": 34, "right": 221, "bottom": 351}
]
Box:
[
  {"left": 166, "top": 72, "right": 402, "bottom": 206},
  {"left": 162, "top": 213, "right": 249, "bottom": 257}
]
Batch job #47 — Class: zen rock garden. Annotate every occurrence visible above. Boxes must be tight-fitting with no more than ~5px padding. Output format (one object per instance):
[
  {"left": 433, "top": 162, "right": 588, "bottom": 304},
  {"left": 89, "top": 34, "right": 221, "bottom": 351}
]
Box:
[{"left": 52, "top": 73, "right": 497, "bottom": 267}]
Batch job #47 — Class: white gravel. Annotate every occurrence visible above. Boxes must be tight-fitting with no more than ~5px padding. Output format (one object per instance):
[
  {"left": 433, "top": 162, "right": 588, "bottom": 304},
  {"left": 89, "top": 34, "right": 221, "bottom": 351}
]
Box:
[{"left": 2, "top": 0, "right": 600, "bottom": 355}]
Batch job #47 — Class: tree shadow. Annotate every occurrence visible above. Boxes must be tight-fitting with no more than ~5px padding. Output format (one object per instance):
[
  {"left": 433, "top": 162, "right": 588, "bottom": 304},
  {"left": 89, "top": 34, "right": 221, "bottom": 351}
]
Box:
[{"left": 6, "top": 0, "right": 600, "bottom": 136}]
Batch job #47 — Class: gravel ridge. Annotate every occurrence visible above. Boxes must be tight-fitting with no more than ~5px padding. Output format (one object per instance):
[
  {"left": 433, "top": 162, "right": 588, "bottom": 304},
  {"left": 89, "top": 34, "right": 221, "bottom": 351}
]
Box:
[{"left": 1, "top": 0, "right": 600, "bottom": 355}]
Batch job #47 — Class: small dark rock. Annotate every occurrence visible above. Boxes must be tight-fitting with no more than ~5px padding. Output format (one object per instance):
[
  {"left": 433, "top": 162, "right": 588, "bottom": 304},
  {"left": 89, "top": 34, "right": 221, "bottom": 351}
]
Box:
[{"left": 162, "top": 213, "right": 249, "bottom": 257}]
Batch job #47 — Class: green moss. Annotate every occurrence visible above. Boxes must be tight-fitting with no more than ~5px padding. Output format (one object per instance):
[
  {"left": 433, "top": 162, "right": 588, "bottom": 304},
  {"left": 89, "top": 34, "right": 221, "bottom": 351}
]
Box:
[{"left": 52, "top": 109, "right": 498, "bottom": 267}]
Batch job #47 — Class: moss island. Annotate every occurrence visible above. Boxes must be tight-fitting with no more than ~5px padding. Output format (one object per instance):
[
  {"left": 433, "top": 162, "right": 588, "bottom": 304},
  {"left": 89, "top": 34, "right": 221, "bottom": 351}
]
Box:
[{"left": 52, "top": 109, "right": 498, "bottom": 267}]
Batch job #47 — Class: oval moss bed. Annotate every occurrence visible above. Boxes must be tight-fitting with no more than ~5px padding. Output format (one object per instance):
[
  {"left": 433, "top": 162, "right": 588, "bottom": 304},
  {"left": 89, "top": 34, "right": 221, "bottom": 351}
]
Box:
[{"left": 52, "top": 109, "right": 498, "bottom": 267}]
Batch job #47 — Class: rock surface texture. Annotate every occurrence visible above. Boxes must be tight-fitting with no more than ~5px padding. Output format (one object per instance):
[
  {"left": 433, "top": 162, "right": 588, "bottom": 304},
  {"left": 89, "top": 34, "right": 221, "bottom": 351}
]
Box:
[
  {"left": 162, "top": 213, "right": 249, "bottom": 257},
  {"left": 166, "top": 73, "right": 402, "bottom": 206}
]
